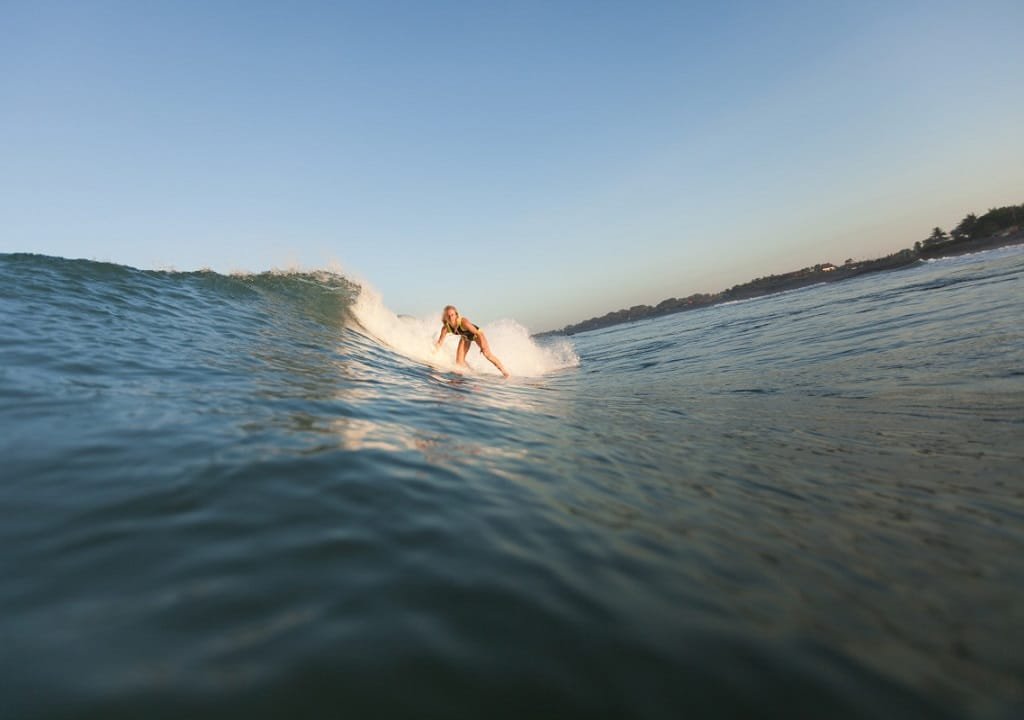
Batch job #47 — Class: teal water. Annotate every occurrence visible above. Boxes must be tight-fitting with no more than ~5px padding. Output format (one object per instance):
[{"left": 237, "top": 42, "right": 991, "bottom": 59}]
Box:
[{"left": 1, "top": 247, "right": 1022, "bottom": 719}]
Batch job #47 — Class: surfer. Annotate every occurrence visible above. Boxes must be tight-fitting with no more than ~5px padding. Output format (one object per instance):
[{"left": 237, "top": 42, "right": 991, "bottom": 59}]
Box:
[{"left": 435, "top": 305, "right": 510, "bottom": 378}]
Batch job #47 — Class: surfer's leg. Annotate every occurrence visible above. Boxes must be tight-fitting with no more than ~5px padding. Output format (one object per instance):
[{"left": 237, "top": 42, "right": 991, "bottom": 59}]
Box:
[
  {"left": 456, "top": 337, "right": 471, "bottom": 367},
  {"left": 476, "top": 333, "right": 510, "bottom": 378}
]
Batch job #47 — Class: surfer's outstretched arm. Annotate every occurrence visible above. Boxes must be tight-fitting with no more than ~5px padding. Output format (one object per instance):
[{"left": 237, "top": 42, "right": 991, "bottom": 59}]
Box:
[{"left": 434, "top": 325, "right": 449, "bottom": 351}]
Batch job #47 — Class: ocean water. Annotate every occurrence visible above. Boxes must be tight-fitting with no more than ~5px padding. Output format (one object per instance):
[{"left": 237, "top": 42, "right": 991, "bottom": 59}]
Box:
[{"left": 1, "top": 247, "right": 1022, "bottom": 719}]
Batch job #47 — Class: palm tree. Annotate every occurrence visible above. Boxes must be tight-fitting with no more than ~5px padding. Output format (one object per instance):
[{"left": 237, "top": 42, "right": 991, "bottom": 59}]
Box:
[
  {"left": 951, "top": 213, "right": 978, "bottom": 241},
  {"left": 922, "top": 227, "right": 949, "bottom": 248}
]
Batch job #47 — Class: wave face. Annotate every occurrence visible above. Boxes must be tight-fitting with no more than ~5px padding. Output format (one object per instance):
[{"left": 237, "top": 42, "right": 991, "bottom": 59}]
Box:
[{"left": 1, "top": 247, "right": 1022, "bottom": 719}]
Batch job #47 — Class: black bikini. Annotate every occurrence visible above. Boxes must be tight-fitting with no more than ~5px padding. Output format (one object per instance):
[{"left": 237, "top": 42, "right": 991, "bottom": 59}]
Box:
[{"left": 445, "top": 316, "right": 478, "bottom": 341}]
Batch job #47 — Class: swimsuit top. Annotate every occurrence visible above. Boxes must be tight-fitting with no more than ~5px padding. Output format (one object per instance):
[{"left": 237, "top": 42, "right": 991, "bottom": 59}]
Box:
[{"left": 444, "top": 314, "right": 478, "bottom": 340}]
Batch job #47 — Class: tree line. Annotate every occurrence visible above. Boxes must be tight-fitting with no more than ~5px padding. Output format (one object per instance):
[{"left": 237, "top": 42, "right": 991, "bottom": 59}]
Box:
[
  {"left": 553, "top": 203, "right": 1023, "bottom": 336},
  {"left": 919, "top": 203, "right": 1023, "bottom": 252}
]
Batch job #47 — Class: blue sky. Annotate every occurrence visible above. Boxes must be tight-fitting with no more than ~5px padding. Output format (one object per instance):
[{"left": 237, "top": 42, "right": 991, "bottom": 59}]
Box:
[{"left": 3, "top": 1, "right": 1022, "bottom": 331}]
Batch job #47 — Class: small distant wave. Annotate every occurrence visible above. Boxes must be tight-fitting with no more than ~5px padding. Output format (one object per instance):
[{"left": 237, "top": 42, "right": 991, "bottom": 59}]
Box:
[
  {"left": 921, "top": 243, "right": 1024, "bottom": 264},
  {"left": 717, "top": 281, "right": 830, "bottom": 309}
]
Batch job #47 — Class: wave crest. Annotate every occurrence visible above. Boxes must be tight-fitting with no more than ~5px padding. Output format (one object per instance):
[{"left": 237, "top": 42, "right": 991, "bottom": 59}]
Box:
[{"left": 349, "top": 286, "right": 578, "bottom": 377}]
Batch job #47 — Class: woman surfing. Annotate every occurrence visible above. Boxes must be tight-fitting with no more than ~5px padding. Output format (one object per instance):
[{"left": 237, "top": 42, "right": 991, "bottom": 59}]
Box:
[{"left": 434, "top": 305, "right": 510, "bottom": 378}]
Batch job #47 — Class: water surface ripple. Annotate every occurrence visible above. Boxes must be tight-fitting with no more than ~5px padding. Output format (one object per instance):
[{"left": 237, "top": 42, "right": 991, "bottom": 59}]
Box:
[{"left": 1, "top": 248, "right": 1022, "bottom": 719}]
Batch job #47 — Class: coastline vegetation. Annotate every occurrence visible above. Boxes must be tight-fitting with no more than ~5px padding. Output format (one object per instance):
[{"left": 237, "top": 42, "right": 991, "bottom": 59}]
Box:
[{"left": 552, "top": 203, "right": 1023, "bottom": 336}]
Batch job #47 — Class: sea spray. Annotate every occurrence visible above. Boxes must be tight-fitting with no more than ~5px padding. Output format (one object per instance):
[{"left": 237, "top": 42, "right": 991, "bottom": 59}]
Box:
[
  {"left": 481, "top": 318, "right": 579, "bottom": 377},
  {"left": 349, "top": 285, "right": 579, "bottom": 377}
]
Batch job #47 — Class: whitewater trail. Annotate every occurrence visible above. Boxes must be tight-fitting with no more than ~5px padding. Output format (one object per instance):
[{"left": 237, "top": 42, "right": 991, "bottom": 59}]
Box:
[{"left": 349, "top": 285, "right": 579, "bottom": 378}]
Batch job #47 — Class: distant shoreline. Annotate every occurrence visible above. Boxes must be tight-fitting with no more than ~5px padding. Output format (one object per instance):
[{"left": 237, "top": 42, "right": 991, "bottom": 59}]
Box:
[{"left": 541, "top": 205, "right": 1023, "bottom": 338}]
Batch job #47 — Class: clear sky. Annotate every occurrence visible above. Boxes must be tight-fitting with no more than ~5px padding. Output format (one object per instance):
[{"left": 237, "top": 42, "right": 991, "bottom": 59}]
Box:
[{"left": 3, "top": 1, "right": 1022, "bottom": 332}]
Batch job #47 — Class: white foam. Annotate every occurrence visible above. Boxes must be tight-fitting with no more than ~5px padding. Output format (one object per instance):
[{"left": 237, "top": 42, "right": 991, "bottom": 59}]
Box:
[{"left": 350, "top": 286, "right": 579, "bottom": 377}]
